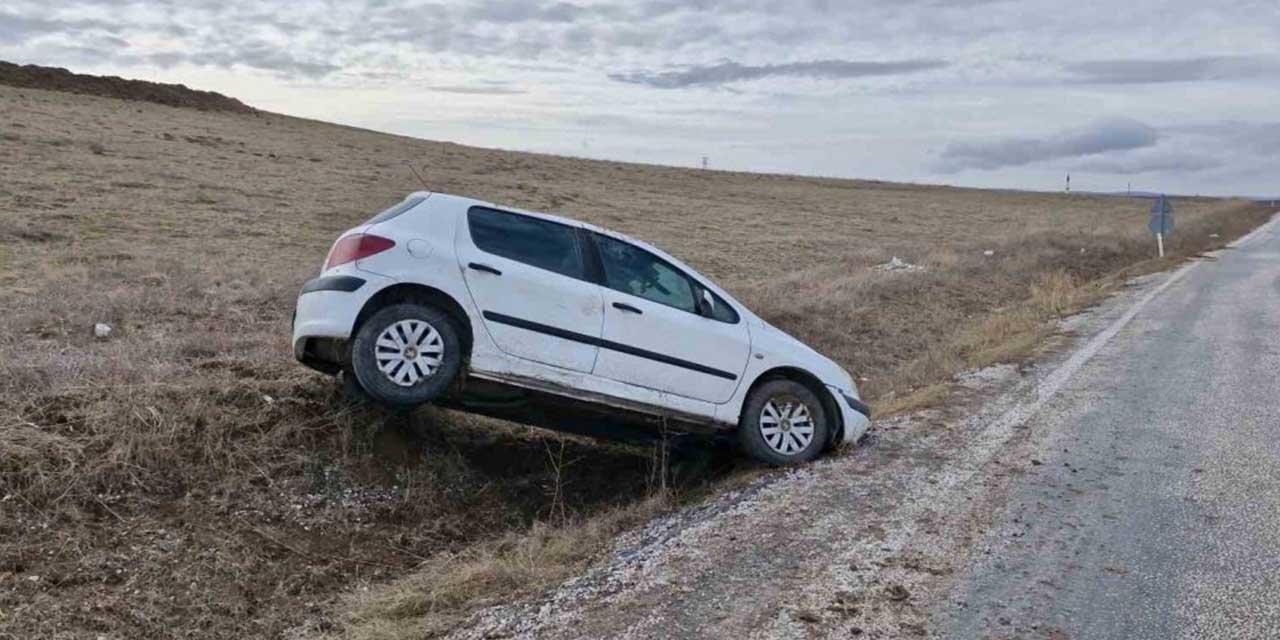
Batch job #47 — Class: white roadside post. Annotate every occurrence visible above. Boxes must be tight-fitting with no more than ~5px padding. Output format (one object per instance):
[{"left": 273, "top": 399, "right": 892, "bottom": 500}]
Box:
[{"left": 1150, "top": 195, "right": 1174, "bottom": 258}]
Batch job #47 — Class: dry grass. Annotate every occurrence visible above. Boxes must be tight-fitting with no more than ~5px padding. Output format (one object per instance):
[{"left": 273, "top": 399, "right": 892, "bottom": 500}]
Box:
[
  {"left": 344, "top": 494, "right": 672, "bottom": 640},
  {"left": 0, "top": 82, "right": 1271, "bottom": 638},
  {"left": 737, "top": 208, "right": 1268, "bottom": 407}
]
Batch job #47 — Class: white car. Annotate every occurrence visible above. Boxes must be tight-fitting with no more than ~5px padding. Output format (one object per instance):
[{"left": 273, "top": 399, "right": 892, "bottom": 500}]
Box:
[{"left": 292, "top": 191, "right": 870, "bottom": 465}]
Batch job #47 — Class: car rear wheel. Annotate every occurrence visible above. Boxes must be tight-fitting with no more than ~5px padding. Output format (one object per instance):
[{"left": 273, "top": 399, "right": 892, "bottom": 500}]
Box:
[
  {"left": 351, "top": 303, "right": 462, "bottom": 408},
  {"left": 738, "top": 379, "right": 830, "bottom": 465}
]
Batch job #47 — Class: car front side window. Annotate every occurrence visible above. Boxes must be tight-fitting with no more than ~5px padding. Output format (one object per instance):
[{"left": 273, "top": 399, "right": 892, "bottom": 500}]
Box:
[
  {"left": 594, "top": 233, "right": 697, "bottom": 313},
  {"left": 701, "top": 287, "right": 740, "bottom": 324}
]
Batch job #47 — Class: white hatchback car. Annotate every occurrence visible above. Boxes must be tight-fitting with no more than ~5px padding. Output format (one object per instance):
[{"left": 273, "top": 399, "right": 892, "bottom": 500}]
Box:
[{"left": 293, "top": 192, "right": 870, "bottom": 465}]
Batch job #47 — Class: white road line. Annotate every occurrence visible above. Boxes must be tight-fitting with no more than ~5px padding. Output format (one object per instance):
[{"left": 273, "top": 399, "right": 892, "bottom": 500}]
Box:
[{"left": 958, "top": 211, "right": 1280, "bottom": 480}]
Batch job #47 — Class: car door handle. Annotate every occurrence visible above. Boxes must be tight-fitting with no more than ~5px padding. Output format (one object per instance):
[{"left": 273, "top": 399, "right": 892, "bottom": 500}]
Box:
[
  {"left": 468, "top": 262, "right": 502, "bottom": 276},
  {"left": 612, "top": 302, "right": 643, "bottom": 314}
]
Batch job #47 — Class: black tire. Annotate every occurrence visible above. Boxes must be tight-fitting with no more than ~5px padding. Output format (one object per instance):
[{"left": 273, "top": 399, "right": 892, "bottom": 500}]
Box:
[
  {"left": 738, "top": 379, "right": 830, "bottom": 466},
  {"left": 350, "top": 303, "right": 463, "bottom": 408}
]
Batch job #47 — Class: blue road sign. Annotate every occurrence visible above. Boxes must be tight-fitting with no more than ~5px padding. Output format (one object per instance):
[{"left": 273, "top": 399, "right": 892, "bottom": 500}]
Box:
[{"left": 1149, "top": 195, "right": 1174, "bottom": 236}]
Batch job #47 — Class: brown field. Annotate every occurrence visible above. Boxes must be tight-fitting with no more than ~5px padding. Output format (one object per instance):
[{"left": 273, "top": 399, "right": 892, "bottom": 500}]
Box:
[{"left": 0, "top": 81, "right": 1269, "bottom": 639}]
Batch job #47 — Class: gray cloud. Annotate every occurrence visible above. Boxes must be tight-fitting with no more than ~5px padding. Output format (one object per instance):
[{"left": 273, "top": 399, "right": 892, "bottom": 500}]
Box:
[
  {"left": 222, "top": 47, "right": 339, "bottom": 78},
  {"left": 1064, "top": 55, "right": 1280, "bottom": 84},
  {"left": 1073, "top": 152, "right": 1223, "bottom": 175},
  {"left": 610, "top": 58, "right": 948, "bottom": 88},
  {"left": 135, "top": 47, "right": 339, "bottom": 78},
  {"left": 0, "top": 11, "right": 116, "bottom": 44},
  {"left": 937, "top": 118, "right": 1160, "bottom": 173},
  {"left": 463, "top": 0, "right": 589, "bottom": 23},
  {"left": 427, "top": 84, "right": 527, "bottom": 95},
  {"left": 1172, "top": 121, "right": 1280, "bottom": 155},
  {"left": 2, "top": 0, "right": 1279, "bottom": 196},
  {"left": 0, "top": 6, "right": 340, "bottom": 78}
]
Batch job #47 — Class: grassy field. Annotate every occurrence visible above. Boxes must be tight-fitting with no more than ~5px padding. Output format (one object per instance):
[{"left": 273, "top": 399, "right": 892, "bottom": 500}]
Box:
[{"left": 0, "top": 81, "right": 1269, "bottom": 638}]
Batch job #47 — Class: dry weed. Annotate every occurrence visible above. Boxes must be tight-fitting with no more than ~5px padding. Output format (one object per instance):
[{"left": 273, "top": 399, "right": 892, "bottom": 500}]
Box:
[
  {"left": 344, "top": 495, "right": 671, "bottom": 640},
  {"left": 0, "top": 81, "right": 1271, "bottom": 638}
]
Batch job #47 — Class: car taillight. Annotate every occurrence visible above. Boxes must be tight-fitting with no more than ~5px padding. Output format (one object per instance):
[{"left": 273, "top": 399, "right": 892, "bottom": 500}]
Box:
[{"left": 325, "top": 234, "right": 396, "bottom": 270}]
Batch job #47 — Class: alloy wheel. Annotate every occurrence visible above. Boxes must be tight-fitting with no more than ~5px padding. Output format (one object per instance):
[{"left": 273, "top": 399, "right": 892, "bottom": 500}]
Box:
[
  {"left": 374, "top": 319, "right": 444, "bottom": 387},
  {"left": 759, "top": 394, "right": 816, "bottom": 456}
]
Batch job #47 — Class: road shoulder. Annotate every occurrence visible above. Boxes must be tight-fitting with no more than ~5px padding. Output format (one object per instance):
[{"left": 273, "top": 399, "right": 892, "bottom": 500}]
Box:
[{"left": 435, "top": 221, "right": 1280, "bottom": 639}]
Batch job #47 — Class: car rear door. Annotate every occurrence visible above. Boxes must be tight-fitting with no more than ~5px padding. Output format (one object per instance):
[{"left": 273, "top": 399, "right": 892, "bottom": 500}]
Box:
[
  {"left": 456, "top": 206, "right": 603, "bottom": 373},
  {"left": 589, "top": 232, "right": 750, "bottom": 404}
]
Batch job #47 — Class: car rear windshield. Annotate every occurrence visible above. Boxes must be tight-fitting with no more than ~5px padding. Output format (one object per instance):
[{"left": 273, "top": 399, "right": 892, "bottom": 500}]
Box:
[{"left": 366, "top": 196, "right": 426, "bottom": 225}]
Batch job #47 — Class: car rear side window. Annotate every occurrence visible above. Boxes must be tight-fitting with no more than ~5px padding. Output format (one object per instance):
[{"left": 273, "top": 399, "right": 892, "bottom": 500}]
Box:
[
  {"left": 594, "top": 233, "right": 697, "bottom": 313},
  {"left": 366, "top": 196, "right": 426, "bottom": 225},
  {"left": 468, "top": 207, "right": 584, "bottom": 279}
]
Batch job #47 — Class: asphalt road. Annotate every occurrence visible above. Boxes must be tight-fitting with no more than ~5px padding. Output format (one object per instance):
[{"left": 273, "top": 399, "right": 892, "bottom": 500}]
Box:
[
  {"left": 447, "top": 218, "right": 1280, "bottom": 640},
  {"left": 935, "top": 219, "right": 1280, "bottom": 638}
]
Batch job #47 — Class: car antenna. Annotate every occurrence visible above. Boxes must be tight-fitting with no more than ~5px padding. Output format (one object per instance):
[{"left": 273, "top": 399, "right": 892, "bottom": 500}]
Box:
[{"left": 406, "top": 163, "right": 430, "bottom": 191}]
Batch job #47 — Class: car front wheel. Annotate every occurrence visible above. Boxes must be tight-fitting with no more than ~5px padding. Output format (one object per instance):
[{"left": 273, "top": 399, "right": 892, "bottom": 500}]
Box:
[
  {"left": 738, "top": 379, "right": 830, "bottom": 465},
  {"left": 350, "top": 303, "right": 463, "bottom": 408}
]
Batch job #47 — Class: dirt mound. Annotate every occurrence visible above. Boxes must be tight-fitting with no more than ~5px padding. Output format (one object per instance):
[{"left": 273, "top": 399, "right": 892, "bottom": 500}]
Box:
[{"left": 0, "top": 60, "right": 255, "bottom": 113}]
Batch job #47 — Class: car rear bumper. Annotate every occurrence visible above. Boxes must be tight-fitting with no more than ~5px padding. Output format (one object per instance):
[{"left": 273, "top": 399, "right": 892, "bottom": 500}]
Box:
[
  {"left": 291, "top": 272, "right": 394, "bottom": 362},
  {"left": 300, "top": 275, "right": 366, "bottom": 294},
  {"left": 830, "top": 386, "right": 872, "bottom": 446}
]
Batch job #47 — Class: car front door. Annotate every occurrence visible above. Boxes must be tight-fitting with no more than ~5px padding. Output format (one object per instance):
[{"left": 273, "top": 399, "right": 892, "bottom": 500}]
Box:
[
  {"left": 456, "top": 206, "right": 603, "bottom": 373},
  {"left": 589, "top": 232, "right": 750, "bottom": 404}
]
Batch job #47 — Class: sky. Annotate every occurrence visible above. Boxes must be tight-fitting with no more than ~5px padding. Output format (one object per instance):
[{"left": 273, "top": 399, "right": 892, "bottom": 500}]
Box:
[{"left": 2, "top": 0, "right": 1278, "bottom": 196}]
